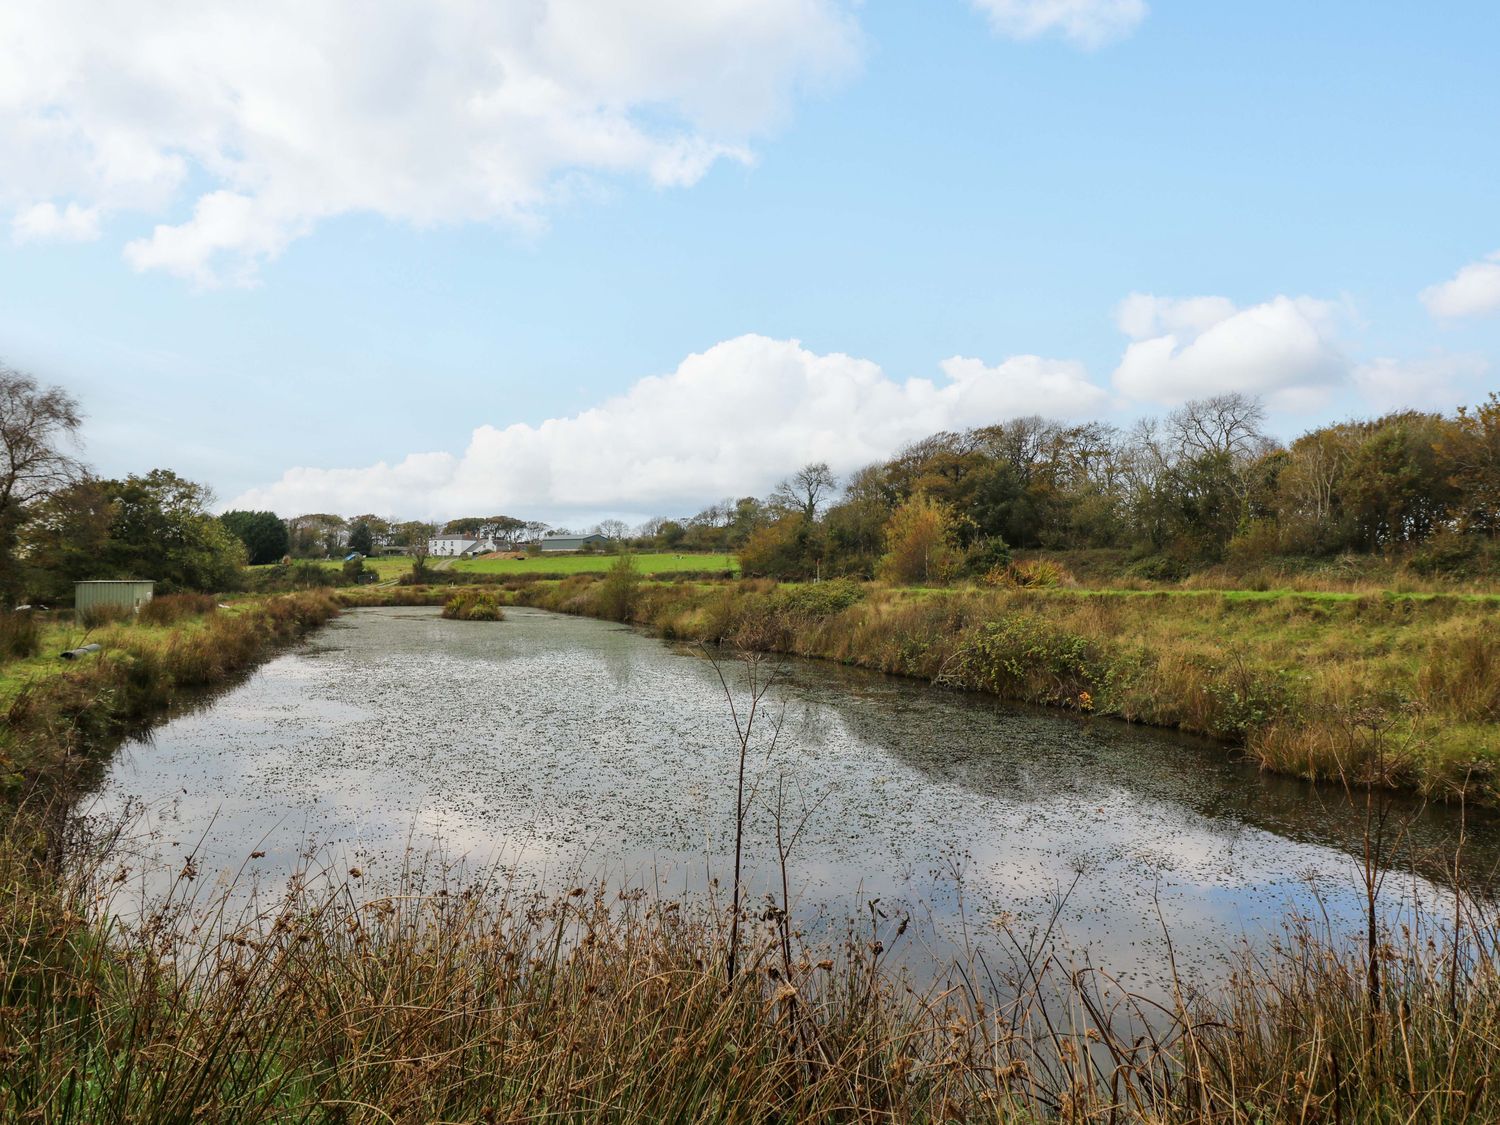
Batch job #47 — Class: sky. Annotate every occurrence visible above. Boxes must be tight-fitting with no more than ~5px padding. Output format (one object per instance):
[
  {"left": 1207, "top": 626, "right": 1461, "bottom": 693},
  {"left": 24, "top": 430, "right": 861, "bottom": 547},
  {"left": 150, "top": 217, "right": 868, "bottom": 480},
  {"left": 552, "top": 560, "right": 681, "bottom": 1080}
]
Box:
[{"left": 1, "top": 0, "right": 1497, "bottom": 525}]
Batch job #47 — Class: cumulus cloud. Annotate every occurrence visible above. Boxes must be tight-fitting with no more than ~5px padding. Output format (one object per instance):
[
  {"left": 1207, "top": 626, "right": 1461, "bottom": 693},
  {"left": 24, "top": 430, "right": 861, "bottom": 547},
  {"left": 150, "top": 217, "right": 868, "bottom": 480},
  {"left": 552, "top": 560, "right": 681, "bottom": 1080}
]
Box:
[
  {"left": 970, "top": 0, "right": 1147, "bottom": 48},
  {"left": 228, "top": 335, "right": 1110, "bottom": 520},
  {"left": 11, "top": 201, "right": 100, "bottom": 243},
  {"left": 1111, "top": 293, "right": 1347, "bottom": 406},
  {"left": 937, "top": 354, "right": 1110, "bottom": 414},
  {"left": 1420, "top": 251, "right": 1500, "bottom": 319},
  {"left": 1, "top": 1, "right": 860, "bottom": 284},
  {"left": 1352, "top": 353, "right": 1491, "bottom": 413}
]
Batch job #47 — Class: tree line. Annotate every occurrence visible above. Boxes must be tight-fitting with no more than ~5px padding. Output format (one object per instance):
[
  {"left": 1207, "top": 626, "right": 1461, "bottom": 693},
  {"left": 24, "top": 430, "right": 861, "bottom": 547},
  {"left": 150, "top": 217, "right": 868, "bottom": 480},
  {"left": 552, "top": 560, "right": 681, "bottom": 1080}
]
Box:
[
  {"left": 5, "top": 361, "right": 1497, "bottom": 603},
  {"left": 624, "top": 391, "right": 1500, "bottom": 581}
]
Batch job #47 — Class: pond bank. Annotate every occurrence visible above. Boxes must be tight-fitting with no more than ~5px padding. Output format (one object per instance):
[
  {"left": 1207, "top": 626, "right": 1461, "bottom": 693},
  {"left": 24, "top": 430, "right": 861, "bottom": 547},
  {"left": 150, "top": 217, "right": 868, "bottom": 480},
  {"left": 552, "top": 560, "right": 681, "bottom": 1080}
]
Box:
[
  {"left": 7, "top": 594, "right": 1500, "bottom": 1121},
  {"left": 0, "top": 590, "right": 342, "bottom": 814},
  {"left": 345, "top": 575, "right": 1500, "bottom": 802}
]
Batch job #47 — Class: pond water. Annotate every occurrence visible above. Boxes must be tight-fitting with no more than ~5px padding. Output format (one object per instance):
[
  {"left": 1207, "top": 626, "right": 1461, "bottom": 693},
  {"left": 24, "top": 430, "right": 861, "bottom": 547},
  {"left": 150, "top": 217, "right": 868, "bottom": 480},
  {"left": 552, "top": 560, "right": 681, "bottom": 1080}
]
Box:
[{"left": 85, "top": 605, "right": 1499, "bottom": 990}]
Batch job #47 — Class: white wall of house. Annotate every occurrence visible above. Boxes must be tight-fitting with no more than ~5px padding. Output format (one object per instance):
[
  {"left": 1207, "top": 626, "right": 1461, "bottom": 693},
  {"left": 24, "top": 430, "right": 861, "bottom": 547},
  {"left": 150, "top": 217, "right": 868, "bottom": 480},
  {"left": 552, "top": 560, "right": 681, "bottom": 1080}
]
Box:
[{"left": 428, "top": 537, "right": 501, "bottom": 557}]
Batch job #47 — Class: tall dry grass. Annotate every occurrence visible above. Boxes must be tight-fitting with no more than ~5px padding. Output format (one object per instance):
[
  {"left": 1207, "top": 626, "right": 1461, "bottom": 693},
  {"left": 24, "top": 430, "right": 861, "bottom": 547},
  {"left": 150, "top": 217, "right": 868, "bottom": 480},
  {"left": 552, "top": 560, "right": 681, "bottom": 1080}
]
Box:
[{"left": 5, "top": 822, "right": 1499, "bottom": 1123}]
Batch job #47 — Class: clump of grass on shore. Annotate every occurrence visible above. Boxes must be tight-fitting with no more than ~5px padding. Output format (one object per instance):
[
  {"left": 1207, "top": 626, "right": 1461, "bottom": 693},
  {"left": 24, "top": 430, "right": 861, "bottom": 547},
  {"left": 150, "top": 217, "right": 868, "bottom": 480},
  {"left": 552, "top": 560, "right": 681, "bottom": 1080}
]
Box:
[{"left": 440, "top": 588, "right": 505, "bottom": 620}]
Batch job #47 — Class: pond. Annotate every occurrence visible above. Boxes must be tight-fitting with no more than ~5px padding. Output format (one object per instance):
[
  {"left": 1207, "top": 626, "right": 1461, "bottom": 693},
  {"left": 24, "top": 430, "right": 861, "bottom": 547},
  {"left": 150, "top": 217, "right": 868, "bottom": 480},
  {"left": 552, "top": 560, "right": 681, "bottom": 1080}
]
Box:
[{"left": 85, "top": 605, "right": 1499, "bottom": 991}]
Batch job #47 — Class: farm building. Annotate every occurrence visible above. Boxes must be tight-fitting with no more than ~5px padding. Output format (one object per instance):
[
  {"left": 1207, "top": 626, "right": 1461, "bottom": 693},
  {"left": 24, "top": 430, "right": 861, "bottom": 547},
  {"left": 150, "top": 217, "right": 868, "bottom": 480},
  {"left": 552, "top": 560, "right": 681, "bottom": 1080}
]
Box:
[
  {"left": 538, "top": 534, "right": 609, "bottom": 553},
  {"left": 426, "top": 536, "right": 495, "bottom": 557},
  {"left": 75, "top": 580, "right": 154, "bottom": 615}
]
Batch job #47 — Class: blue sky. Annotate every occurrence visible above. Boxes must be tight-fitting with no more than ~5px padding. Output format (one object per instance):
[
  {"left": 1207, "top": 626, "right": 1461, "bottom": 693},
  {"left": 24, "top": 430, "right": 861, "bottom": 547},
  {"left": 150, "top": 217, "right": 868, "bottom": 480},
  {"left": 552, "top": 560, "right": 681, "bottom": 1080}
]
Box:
[{"left": 1, "top": 0, "right": 1497, "bottom": 523}]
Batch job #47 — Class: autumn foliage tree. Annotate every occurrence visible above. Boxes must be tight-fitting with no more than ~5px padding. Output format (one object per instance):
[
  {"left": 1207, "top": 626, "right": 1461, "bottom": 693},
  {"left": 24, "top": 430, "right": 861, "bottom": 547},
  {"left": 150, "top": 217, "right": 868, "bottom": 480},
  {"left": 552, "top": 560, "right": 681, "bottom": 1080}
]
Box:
[{"left": 878, "top": 493, "right": 959, "bottom": 584}]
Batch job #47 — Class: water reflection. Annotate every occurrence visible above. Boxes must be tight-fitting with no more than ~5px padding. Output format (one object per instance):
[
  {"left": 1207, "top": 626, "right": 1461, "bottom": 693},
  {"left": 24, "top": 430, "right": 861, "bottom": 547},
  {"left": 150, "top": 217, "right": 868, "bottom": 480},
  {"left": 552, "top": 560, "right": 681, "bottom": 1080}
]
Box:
[{"left": 84, "top": 605, "right": 1499, "bottom": 991}]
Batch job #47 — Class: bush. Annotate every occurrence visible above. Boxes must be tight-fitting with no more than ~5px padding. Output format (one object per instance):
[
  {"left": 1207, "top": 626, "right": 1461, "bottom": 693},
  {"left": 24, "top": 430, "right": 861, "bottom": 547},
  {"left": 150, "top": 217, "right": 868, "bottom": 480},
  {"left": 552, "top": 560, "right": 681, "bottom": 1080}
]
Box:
[
  {"left": 771, "top": 578, "right": 867, "bottom": 619},
  {"left": 1123, "top": 554, "right": 1188, "bottom": 582},
  {"left": 77, "top": 604, "right": 131, "bottom": 629},
  {"left": 951, "top": 613, "right": 1109, "bottom": 706},
  {"left": 442, "top": 589, "right": 505, "bottom": 621},
  {"left": 596, "top": 552, "right": 641, "bottom": 622},
  {"left": 1408, "top": 531, "right": 1485, "bottom": 577},
  {"left": 962, "top": 537, "right": 1011, "bottom": 578},
  {"left": 138, "top": 593, "right": 219, "bottom": 627},
  {"left": 0, "top": 611, "right": 40, "bottom": 660}
]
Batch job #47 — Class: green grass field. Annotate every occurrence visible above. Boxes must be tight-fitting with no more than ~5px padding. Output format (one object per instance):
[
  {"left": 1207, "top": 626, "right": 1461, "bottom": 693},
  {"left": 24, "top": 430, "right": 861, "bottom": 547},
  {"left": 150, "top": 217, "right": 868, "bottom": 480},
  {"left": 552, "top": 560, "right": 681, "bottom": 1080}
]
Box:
[
  {"left": 452, "top": 551, "right": 738, "bottom": 576},
  {"left": 248, "top": 557, "right": 414, "bottom": 580}
]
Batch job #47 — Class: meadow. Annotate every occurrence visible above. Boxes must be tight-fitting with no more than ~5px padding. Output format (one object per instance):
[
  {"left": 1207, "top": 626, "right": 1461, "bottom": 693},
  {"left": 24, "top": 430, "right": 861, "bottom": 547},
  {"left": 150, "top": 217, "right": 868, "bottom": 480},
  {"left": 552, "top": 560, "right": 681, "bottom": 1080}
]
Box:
[{"left": 453, "top": 550, "right": 738, "bottom": 576}]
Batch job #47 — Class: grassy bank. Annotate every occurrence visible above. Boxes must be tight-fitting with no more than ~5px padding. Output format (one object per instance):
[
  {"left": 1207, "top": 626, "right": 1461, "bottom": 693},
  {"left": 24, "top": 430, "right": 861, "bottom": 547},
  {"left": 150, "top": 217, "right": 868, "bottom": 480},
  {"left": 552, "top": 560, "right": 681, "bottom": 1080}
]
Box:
[
  {"left": 497, "top": 575, "right": 1500, "bottom": 803},
  {"left": 0, "top": 591, "right": 342, "bottom": 811}
]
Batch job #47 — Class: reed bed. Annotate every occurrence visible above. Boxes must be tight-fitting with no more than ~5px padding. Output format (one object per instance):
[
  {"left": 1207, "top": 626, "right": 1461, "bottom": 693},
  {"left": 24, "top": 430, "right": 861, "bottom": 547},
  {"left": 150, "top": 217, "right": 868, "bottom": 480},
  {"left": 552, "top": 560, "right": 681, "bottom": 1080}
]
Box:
[{"left": 4, "top": 825, "right": 1499, "bottom": 1123}]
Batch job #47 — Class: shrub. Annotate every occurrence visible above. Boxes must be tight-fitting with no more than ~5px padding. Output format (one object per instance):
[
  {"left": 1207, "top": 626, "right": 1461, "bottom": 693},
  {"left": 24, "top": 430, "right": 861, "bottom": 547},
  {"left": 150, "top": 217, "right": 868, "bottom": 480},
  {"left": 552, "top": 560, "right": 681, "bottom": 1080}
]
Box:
[
  {"left": 771, "top": 578, "right": 867, "bottom": 619},
  {"left": 442, "top": 589, "right": 505, "bottom": 621},
  {"left": 138, "top": 593, "right": 219, "bottom": 627},
  {"left": 77, "top": 604, "right": 131, "bottom": 629},
  {"left": 951, "top": 613, "right": 1108, "bottom": 706},
  {"left": 1408, "top": 530, "right": 1484, "bottom": 577},
  {"left": 285, "top": 561, "right": 335, "bottom": 589},
  {"left": 341, "top": 557, "right": 372, "bottom": 585},
  {"left": 1123, "top": 554, "right": 1188, "bottom": 582},
  {"left": 0, "top": 611, "right": 40, "bottom": 660},
  {"left": 962, "top": 536, "right": 1011, "bottom": 578},
  {"left": 596, "top": 552, "right": 641, "bottom": 622}
]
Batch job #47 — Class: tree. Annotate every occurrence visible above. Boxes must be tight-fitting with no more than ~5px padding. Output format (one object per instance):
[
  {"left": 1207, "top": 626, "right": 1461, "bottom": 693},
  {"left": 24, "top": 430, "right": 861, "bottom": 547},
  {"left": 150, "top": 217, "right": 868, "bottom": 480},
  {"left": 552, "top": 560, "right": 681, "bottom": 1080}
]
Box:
[
  {"left": 597, "top": 550, "right": 641, "bottom": 621},
  {"left": 348, "top": 521, "right": 374, "bottom": 556},
  {"left": 1, "top": 366, "right": 84, "bottom": 602},
  {"left": 102, "top": 469, "right": 246, "bottom": 591},
  {"left": 287, "top": 513, "right": 348, "bottom": 557},
  {"left": 1442, "top": 392, "right": 1500, "bottom": 537},
  {"left": 1166, "top": 393, "right": 1269, "bottom": 462},
  {"left": 771, "top": 462, "right": 839, "bottom": 521},
  {"left": 595, "top": 518, "right": 630, "bottom": 541},
  {"left": 399, "top": 521, "right": 437, "bottom": 577},
  {"left": 878, "top": 493, "right": 958, "bottom": 585},
  {"left": 738, "top": 516, "right": 823, "bottom": 580},
  {"left": 221, "top": 509, "right": 290, "bottom": 565},
  {"left": 348, "top": 513, "right": 395, "bottom": 546},
  {"left": 17, "top": 477, "right": 114, "bottom": 603}
]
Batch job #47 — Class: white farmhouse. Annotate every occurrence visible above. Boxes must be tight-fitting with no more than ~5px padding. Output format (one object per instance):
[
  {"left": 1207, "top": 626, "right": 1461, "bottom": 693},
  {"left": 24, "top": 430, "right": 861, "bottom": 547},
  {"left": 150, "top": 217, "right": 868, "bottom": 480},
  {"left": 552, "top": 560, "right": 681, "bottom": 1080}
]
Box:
[{"left": 427, "top": 536, "right": 496, "bottom": 558}]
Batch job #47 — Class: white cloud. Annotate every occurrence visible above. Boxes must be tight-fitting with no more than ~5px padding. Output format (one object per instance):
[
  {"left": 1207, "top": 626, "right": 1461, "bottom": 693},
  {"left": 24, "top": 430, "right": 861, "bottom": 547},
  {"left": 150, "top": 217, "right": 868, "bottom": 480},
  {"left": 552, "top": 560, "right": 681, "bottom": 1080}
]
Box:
[
  {"left": 1420, "top": 251, "right": 1500, "bottom": 319},
  {"left": 970, "top": 0, "right": 1147, "bottom": 48},
  {"left": 938, "top": 354, "right": 1110, "bottom": 414},
  {"left": 11, "top": 201, "right": 100, "bottom": 243},
  {"left": 1111, "top": 293, "right": 1347, "bottom": 406},
  {"left": 1, "top": 1, "right": 860, "bottom": 284},
  {"left": 1352, "top": 353, "right": 1491, "bottom": 413},
  {"left": 229, "top": 334, "right": 1110, "bottom": 519}
]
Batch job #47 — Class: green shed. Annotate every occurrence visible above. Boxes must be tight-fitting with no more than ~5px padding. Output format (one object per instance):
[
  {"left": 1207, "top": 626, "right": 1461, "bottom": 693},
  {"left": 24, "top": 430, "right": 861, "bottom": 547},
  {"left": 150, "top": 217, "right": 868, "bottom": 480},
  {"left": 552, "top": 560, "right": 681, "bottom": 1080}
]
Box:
[{"left": 75, "top": 580, "right": 155, "bottom": 615}]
